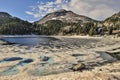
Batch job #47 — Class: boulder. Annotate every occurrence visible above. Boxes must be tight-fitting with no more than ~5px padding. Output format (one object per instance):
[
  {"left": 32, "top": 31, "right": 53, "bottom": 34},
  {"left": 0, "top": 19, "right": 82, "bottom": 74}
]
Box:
[{"left": 71, "top": 63, "right": 85, "bottom": 71}]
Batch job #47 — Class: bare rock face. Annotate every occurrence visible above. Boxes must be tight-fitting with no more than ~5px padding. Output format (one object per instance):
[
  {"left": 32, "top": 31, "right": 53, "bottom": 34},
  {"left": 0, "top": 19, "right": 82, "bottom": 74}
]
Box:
[
  {"left": 0, "top": 12, "right": 12, "bottom": 19},
  {"left": 37, "top": 9, "right": 96, "bottom": 24}
]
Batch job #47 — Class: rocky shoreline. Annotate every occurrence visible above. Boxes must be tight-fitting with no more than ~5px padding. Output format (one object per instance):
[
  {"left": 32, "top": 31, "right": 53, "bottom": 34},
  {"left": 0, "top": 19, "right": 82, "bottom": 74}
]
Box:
[{"left": 0, "top": 36, "right": 120, "bottom": 80}]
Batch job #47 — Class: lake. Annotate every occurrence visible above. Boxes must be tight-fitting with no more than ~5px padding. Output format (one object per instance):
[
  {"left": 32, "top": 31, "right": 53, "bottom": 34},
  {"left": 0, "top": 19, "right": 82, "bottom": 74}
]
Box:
[{"left": 0, "top": 36, "right": 58, "bottom": 46}]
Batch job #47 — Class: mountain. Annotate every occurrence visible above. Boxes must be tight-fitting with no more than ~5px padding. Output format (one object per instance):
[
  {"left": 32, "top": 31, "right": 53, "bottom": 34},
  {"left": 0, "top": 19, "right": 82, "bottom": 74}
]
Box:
[
  {"left": 35, "top": 9, "right": 102, "bottom": 35},
  {"left": 103, "top": 12, "right": 120, "bottom": 35},
  {"left": 0, "top": 10, "right": 119, "bottom": 36},
  {"left": 0, "top": 12, "right": 32, "bottom": 35},
  {"left": 37, "top": 9, "right": 97, "bottom": 24},
  {"left": 104, "top": 12, "right": 120, "bottom": 27},
  {"left": 0, "top": 12, "right": 12, "bottom": 19},
  {"left": 35, "top": 10, "right": 120, "bottom": 36}
]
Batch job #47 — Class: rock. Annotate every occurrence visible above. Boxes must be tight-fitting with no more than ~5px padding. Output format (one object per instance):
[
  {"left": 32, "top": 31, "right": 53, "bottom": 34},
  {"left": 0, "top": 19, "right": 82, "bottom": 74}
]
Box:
[
  {"left": 37, "top": 9, "right": 95, "bottom": 24},
  {"left": 71, "top": 63, "right": 85, "bottom": 71},
  {"left": 40, "top": 56, "right": 50, "bottom": 61}
]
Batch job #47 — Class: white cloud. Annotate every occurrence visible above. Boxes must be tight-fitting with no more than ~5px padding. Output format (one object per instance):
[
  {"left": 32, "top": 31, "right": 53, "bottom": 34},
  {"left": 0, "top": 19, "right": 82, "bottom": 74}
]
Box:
[{"left": 26, "top": 0, "right": 120, "bottom": 20}]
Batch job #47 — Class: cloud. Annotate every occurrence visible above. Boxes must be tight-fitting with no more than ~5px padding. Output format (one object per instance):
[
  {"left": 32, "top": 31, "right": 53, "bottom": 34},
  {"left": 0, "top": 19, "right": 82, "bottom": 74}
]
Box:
[{"left": 26, "top": 0, "right": 120, "bottom": 20}]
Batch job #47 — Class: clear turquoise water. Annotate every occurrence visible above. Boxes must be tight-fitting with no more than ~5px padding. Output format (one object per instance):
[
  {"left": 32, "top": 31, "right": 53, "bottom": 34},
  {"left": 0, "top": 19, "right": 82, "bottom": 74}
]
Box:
[
  {"left": 0, "top": 67, "right": 19, "bottom": 76},
  {"left": 47, "top": 58, "right": 54, "bottom": 64},
  {"left": 0, "top": 58, "right": 34, "bottom": 76}
]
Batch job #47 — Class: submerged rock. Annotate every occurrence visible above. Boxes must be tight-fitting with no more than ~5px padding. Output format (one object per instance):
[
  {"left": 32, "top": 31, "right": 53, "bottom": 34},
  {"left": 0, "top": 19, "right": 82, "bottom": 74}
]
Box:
[
  {"left": 40, "top": 56, "right": 50, "bottom": 61},
  {"left": 0, "top": 67, "right": 19, "bottom": 76}
]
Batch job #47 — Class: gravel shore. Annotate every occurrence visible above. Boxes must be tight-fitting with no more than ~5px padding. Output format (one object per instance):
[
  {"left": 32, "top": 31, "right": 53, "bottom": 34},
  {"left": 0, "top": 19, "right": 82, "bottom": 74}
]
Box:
[{"left": 0, "top": 36, "right": 120, "bottom": 80}]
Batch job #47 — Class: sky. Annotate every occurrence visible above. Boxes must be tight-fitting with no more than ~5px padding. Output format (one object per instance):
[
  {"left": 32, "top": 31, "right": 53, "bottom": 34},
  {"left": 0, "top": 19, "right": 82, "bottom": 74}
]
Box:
[{"left": 0, "top": 0, "right": 120, "bottom": 22}]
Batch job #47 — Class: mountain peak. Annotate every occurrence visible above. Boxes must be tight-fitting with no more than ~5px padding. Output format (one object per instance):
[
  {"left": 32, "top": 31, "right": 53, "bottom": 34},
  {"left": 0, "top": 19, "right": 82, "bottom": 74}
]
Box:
[
  {"left": 37, "top": 9, "right": 95, "bottom": 24},
  {"left": 0, "top": 12, "right": 12, "bottom": 19},
  {"left": 55, "top": 9, "right": 67, "bottom": 12}
]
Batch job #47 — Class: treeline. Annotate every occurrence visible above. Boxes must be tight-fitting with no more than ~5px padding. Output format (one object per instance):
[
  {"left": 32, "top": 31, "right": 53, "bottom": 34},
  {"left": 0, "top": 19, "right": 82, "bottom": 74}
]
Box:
[
  {"left": 35, "top": 20, "right": 120, "bottom": 36},
  {"left": 0, "top": 18, "right": 119, "bottom": 36},
  {"left": 0, "top": 18, "right": 33, "bottom": 35},
  {"left": 34, "top": 20, "right": 102, "bottom": 36},
  {"left": 104, "top": 14, "right": 120, "bottom": 36}
]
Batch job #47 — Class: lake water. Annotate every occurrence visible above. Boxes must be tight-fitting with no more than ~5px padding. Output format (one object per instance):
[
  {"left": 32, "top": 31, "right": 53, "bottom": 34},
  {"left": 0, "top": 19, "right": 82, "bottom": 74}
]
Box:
[{"left": 0, "top": 36, "right": 58, "bottom": 46}]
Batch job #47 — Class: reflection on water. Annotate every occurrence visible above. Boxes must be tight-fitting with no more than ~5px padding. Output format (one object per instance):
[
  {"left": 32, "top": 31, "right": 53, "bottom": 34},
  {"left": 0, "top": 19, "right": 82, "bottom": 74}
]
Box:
[{"left": 0, "top": 36, "right": 58, "bottom": 46}]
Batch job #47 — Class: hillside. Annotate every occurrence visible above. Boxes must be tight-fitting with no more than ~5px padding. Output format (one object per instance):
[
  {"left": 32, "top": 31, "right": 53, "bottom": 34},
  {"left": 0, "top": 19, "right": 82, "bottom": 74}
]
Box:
[
  {"left": 0, "top": 12, "right": 32, "bottom": 35},
  {"left": 0, "top": 12, "right": 12, "bottom": 19},
  {"left": 0, "top": 10, "right": 119, "bottom": 36},
  {"left": 103, "top": 12, "right": 120, "bottom": 35},
  {"left": 104, "top": 12, "right": 120, "bottom": 27},
  {"left": 35, "top": 10, "right": 120, "bottom": 36},
  {"left": 37, "top": 9, "right": 97, "bottom": 24}
]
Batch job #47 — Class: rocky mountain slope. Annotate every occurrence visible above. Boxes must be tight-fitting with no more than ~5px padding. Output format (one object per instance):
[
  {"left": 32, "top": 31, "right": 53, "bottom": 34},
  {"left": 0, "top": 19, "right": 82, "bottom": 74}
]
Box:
[
  {"left": 104, "top": 12, "right": 120, "bottom": 28},
  {"left": 103, "top": 12, "right": 120, "bottom": 35},
  {"left": 37, "top": 9, "right": 97, "bottom": 24}
]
